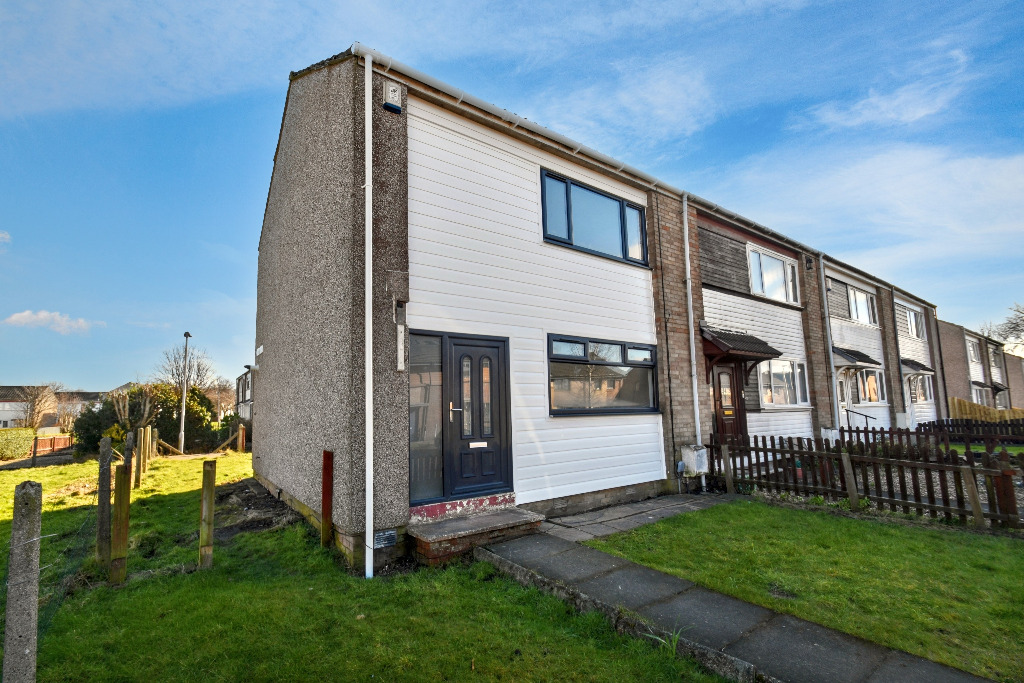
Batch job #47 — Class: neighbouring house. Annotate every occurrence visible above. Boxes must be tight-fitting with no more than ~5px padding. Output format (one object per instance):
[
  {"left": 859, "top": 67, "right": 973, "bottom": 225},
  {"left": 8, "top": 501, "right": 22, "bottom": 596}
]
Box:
[
  {"left": 0, "top": 386, "right": 58, "bottom": 432},
  {"left": 254, "top": 45, "right": 708, "bottom": 568},
  {"left": 821, "top": 262, "right": 945, "bottom": 430},
  {"left": 1005, "top": 352, "right": 1024, "bottom": 409},
  {"left": 235, "top": 369, "right": 252, "bottom": 421},
  {"left": 688, "top": 202, "right": 833, "bottom": 441},
  {"left": 936, "top": 321, "right": 1012, "bottom": 409}
]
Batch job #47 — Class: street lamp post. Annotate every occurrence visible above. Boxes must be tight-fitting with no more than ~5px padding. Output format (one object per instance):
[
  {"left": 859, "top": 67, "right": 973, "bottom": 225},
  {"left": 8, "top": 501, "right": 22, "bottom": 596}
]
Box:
[{"left": 179, "top": 331, "right": 192, "bottom": 454}]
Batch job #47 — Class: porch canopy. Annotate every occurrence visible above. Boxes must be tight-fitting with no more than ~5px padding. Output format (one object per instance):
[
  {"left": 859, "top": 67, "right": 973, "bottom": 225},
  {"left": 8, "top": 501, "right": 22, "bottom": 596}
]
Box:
[
  {"left": 701, "top": 325, "right": 781, "bottom": 380},
  {"left": 832, "top": 346, "right": 881, "bottom": 368},
  {"left": 991, "top": 381, "right": 1009, "bottom": 393},
  {"left": 900, "top": 358, "right": 934, "bottom": 375}
]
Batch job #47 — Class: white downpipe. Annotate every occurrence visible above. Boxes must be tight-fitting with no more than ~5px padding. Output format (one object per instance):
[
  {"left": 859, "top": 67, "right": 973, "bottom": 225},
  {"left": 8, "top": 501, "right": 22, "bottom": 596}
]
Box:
[
  {"left": 363, "top": 53, "right": 375, "bottom": 579},
  {"left": 819, "top": 253, "right": 840, "bottom": 431},
  {"left": 682, "top": 195, "right": 702, "bottom": 454}
]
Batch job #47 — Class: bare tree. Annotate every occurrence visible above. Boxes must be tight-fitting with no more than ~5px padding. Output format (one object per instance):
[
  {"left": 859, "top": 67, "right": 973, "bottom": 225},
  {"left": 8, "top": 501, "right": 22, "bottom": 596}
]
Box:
[
  {"left": 17, "top": 386, "right": 56, "bottom": 431},
  {"left": 155, "top": 344, "right": 215, "bottom": 391},
  {"left": 996, "top": 303, "right": 1024, "bottom": 342},
  {"left": 978, "top": 321, "right": 1001, "bottom": 339},
  {"left": 110, "top": 384, "right": 158, "bottom": 431},
  {"left": 204, "top": 377, "right": 234, "bottom": 421},
  {"left": 51, "top": 383, "right": 83, "bottom": 433}
]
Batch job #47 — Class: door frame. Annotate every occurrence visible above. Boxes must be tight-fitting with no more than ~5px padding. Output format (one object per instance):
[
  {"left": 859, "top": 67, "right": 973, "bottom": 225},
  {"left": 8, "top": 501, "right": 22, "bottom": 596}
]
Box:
[
  {"left": 710, "top": 361, "right": 747, "bottom": 439},
  {"left": 409, "top": 329, "right": 513, "bottom": 505}
]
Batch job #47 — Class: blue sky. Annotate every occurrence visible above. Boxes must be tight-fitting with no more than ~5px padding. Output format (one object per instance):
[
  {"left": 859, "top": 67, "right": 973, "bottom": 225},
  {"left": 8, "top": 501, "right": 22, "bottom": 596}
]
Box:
[{"left": 1, "top": 0, "right": 1022, "bottom": 390}]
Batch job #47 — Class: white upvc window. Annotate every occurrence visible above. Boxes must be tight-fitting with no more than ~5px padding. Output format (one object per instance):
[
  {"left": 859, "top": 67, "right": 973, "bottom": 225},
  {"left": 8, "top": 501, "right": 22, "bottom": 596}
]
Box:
[
  {"left": 908, "top": 375, "right": 934, "bottom": 403},
  {"left": 966, "top": 339, "right": 981, "bottom": 363},
  {"left": 849, "top": 286, "right": 878, "bottom": 325},
  {"left": 757, "top": 359, "right": 810, "bottom": 406},
  {"left": 971, "top": 386, "right": 990, "bottom": 406},
  {"left": 854, "top": 368, "right": 887, "bottom": 404},
  {"left": 748, "top": 247, "right": 799, "bottom": 304},
  {"left": 906, "top": 309, "right": 926, "bottom": 339}
]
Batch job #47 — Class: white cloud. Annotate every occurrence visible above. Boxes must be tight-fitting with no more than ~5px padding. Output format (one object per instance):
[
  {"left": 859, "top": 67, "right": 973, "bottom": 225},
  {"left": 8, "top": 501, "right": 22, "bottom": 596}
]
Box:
[
  {"left": 802, "top": 49, "right": 970, "bottom": 129},
  {"left": 0, "top": 0, "right": 808, "bottom": 118},
  {"left": 698, "top": 143, "right": 1024, "bottom": 323},
  {"left": 2, "top": 310, "right": 98, "bottom": 334},
  {"left": 0, "top": 231, "right": 9, "bottom": 253},
  {"left": 522, "top": 57, "right": 717, "bottom": 158}
]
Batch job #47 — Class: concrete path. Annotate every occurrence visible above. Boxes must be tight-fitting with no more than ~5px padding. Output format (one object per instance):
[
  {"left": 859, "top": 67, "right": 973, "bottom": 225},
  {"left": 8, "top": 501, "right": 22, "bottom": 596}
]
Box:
[{"left": 477, "top": 497, "right": 987, "bottom": 683}]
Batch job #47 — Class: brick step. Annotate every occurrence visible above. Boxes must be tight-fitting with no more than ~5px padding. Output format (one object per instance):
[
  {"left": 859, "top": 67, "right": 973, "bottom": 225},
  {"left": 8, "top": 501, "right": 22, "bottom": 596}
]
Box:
[{"left": 407, "top": 508, "right": 545, "bottom": 566}]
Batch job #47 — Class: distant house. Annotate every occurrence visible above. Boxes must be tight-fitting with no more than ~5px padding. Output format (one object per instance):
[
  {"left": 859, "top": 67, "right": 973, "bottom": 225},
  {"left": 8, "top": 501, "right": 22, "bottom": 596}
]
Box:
[
  {"left": 937, "top": 321, "right": 1012, "bottom": 409},
  {"left": 1005, "top": 352, "right": 1024, "bottom": 409},
  {"left": 0, "top": 386, "right": 58, "bottom": 431},
  {"left": 235, "top": 369, "right": 252, "bottom": 421}
]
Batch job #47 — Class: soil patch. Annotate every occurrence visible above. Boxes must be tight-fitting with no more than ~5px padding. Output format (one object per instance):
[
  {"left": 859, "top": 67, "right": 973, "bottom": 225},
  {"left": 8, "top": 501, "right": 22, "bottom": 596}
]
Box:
[{"left": 213, "top": 478, "right": 302, "bottom": 542}]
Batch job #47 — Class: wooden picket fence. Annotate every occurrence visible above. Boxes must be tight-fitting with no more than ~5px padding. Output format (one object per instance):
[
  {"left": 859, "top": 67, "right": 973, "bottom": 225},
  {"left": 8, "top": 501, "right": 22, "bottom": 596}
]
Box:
[{"left": 709, "top": 432, "right": 1022, "bottom": 529}]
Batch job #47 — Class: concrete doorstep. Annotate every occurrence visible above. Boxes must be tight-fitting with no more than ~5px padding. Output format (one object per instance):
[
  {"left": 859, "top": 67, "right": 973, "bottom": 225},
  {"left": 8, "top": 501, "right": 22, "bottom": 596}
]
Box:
[{"left": 475, "top": 533, "right": 988, "bottom": 683}]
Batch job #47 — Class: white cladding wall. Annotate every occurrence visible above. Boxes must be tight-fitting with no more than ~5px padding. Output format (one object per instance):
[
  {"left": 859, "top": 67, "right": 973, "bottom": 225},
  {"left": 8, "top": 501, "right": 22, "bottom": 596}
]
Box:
[
  {"left": 830, "top": 315, "right": 891, "bottom": 429},
  {"left": 405, "top": 97, "right": 664, "bottom": 505},
  {"left": 894, "top": 301, "right": 931, "bottom": 366},
  {"left": 967, "top": 335, "right": 986, "bottom": 383},
  {"left": 702, "top": 287, "right": 813, "bottom": 438},
  {"left": 907, "top": 395, "right": 936, "bottom": 425}
]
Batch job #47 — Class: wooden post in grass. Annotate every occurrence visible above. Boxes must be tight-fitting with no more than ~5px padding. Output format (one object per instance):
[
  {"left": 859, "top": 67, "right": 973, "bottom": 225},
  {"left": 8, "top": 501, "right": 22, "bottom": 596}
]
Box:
[
  {"left": 4, "top": 481, "right": 42, "bottom": 682},
  {"left": 199, "top": 460, "right": 216, "bottom": 569},
  {"left": 143, "top": 425, "right": 152, "bottom": 473},
  {"left": 237, "top": 424, "right": 246, "bottom": 452},
  {"left": 960, "top": 463, "right": 985, "bottom": 527},
  {"left": 322, "top": 450, "right": 334, "bottom": 547},
  {"left": 97, "top": 437, "right": 113, "bottom": 569},
  {"left": 152, "top": 428, "right": 160, "bottom": 458},
  {"left": 840, "top": 450, "right": 860, "bottom": 510},
  {"left": 721, "top": 445, "right": 735, "bottom": 494},
  {"left": 110, "top": 464, "right": 130, "bottom": 584},
  {"left": 134, "top": 428, "right": 144, "bottom": 489}
]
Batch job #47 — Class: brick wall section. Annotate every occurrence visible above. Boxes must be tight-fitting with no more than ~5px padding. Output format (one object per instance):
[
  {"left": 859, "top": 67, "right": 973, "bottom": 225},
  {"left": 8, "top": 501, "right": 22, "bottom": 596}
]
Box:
[
  {"left": 875, "top": 288, "right": 907, "bottom": 421},
  {"left": 647, "top": 191, "right": 710, "bottom": 474},
  {"left": 798, "top": 254, "right": 835, "bottom": 432},
  {"left": 924, "top": 307, "right": 948, "bottom": 418},
  {"left": 937, "top": 320, "right": 971, "bottom": 402},
  {"left": 1005, "top": 353, "right": 1024, "bottom": 409}
]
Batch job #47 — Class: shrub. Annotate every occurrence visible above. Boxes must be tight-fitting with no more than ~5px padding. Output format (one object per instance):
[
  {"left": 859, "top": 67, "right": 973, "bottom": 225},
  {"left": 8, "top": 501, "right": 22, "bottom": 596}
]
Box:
[{"left": 0, "top": 428, "right": 36, "bottom": 461}]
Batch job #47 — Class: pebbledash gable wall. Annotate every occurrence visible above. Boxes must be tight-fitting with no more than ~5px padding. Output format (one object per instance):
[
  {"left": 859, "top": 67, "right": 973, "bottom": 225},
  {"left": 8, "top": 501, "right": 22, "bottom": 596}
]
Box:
[{"left": 254, "top": 55, "right": 411, "bottom": 568}]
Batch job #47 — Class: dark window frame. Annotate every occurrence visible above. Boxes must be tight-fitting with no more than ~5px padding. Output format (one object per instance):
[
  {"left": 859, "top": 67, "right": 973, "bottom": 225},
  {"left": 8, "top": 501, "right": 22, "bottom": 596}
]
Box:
[
  {"left": 546, "top": 333, "right": 658, "bottom": 416},
  {"left": 541, "top": 169, "right": 648, "bottom": 266}
]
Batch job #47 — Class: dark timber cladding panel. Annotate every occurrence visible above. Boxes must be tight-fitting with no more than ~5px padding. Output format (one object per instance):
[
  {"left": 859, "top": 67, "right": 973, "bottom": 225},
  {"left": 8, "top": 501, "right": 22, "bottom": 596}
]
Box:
[
  {"left": 827, "top": 278, "right": 850, "bottom": 318},
  {"left": 698, "top": 226, "right": 750, "bottom": 294}
]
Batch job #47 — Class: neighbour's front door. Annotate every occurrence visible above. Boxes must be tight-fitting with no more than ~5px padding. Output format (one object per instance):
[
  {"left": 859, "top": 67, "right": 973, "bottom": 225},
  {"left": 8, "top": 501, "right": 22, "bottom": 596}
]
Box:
[
  {"left": 712, "top": 364, "right": 744, "bottom": 439},
  {"left": 409, "top": 332, "right": 511, "bottom": 505}
]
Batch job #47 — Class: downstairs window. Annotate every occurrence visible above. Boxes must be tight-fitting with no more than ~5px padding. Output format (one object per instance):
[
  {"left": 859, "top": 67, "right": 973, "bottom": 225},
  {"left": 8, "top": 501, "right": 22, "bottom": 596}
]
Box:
[{"left": 548, "top": 334, "right": 657, "bottom": 414}]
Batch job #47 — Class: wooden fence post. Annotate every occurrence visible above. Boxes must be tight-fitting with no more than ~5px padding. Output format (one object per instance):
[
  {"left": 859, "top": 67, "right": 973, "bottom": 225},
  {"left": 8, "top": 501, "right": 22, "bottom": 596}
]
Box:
[
  {"left": 110, "top": 464, "right": 130, "bottom": 584},
  {"left": 960, "top": 464, "right": 985, "bottom": 527},
  {"left": 152, "top": 428, "right": 160, "bottom": 458},
  {"left": 134, "top": 428, "right": 144, "bottom": 489},
  {"left": 199, "top": 460, "right": 216, "bottom": 569},
  {"left": 3, "top": 481, "right": 42, "bottom": 682},
  {"left": 322, "top": 450, "right": 334, "bottom": 548},
  {"left": 237, "top": 424, "right": 246, "bottom": 452},
  {"left": 143, "top": 425, "right": 152, "bottom": 473},
  {"left": 722, "top": 445, "right": 735, "bottom": 494},
  {"left": 30, "top": 435, "right": 38, "bottom": 468},
  {"left": 996, "top": 452, "right": 1020, "bottom": 528},
  {"left": 840, "top": 450, "right": 860, "bottom": 510},
  {"left": 97, "top": 437, "right": 113, "bottom": 569}
]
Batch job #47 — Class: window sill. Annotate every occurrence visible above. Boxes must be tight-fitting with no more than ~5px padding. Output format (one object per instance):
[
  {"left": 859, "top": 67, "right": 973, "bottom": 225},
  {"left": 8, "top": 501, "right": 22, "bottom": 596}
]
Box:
[
  {"left": 754, "top": 405, "right": 812, "bottom": 412},
  {"left": 549, "top": 409, "right": 661, "bottom": 417},
  {"left": 543, "top": 237, "right": 650, "bottom": 270}
]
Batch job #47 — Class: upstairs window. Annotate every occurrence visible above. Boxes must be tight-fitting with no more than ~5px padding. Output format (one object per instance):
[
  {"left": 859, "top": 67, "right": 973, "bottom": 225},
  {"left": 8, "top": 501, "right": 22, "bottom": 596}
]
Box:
[
  {"left": 906, "top": 309, "right": 926, "bottom": 339},
  {"left": 748, "top": 248, "right": 798, "bottom": 303},
  {"left": 849, "top": 287, "right": 878, "bottom": 325},
  {"left": 757, "top": 359, "right": 810, "bottom": 406},
  {"left": 548, "top": 334, "right": 656, "bottom": 414},
  {"left": 989, "top": 347, "right": 1001, "bottom": 371},
  {"left": 542, "top": 170, "right": 646, "bottom": 265},
  {"left": 966, "top": 339, "right": 981, "bottom": 363}
]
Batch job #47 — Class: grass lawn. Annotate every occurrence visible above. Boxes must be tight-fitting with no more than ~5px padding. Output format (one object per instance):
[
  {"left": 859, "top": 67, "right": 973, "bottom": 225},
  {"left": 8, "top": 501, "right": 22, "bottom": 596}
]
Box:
[
  {"left": 0, "top": 453, "right": 721, "bottom": 682},
  {"left": 588, "top": 500, "right": 1024, "bottom": 682}
]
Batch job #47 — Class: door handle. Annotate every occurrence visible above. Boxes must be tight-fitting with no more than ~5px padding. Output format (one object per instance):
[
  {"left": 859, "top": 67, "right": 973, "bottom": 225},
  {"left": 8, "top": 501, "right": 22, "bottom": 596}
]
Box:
[{"left": 449, "top": 401, "right": 463, "bottom": 423}]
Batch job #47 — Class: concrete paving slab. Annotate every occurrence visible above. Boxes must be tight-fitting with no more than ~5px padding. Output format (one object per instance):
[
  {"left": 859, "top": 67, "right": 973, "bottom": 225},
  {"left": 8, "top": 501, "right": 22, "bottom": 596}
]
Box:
[
  {"left": 523, "top": 545, "right": 631, "bottom": 584},
  {"left": 866, "top": 651, "right": 988, "bottom": 683},
  {"left": 725, "top": 614, "right": 886, "bottom": 683},
  {"left": 638, "top": 587, "right": 774, "bottom": 650},
  {"left": 574, "top": 522, "right": 621, "bottom": 537},
  {"left": 544, "top": 525, "right": 595, "bottom": 542},
  {"left": 486, "top": 533, "right": 576, "bottom": 565},
  {"left": 577, "top": 565, "right": 693, "bottom": 611},
  {"left": 601, "top": 515, "right": 661, "bottom": 532}
]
